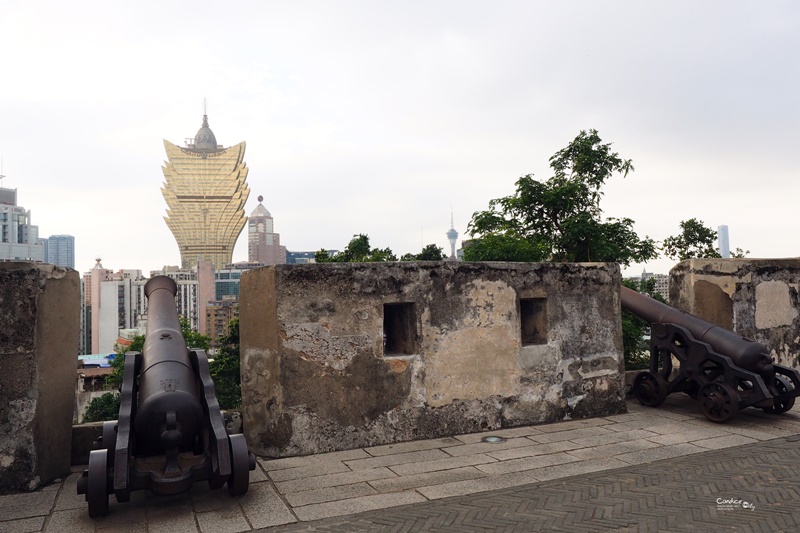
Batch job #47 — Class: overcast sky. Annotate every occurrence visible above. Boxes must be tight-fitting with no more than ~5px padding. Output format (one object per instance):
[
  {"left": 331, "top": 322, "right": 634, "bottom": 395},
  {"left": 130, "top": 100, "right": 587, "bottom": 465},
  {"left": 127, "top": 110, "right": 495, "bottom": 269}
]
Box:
[{"left": 2, "top": 1, "right": 798, "bottom": 277}]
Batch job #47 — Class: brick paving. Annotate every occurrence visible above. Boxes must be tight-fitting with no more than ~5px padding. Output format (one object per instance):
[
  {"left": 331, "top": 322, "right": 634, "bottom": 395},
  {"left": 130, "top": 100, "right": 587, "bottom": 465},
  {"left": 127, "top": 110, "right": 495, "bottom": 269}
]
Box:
[{"left": 2, "top": 394, "right": 800, "bottom": 532}]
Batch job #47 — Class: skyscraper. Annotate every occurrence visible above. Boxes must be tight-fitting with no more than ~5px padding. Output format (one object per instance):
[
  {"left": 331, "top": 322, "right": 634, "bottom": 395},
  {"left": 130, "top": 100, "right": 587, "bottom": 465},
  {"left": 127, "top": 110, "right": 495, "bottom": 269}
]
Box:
[
  {"left": 161, "top": 114, "right": 250, "bottom": 269},
  {"left": 46, "top": 234, "right": 75, "bottom": 268},
  {"left": 248, "top": 195, "right": 285, "bottom": 264},
  {"left": 718, "top": 225, "right": 730, "bottom": 258},
  {"left": 0, "top": 186, "right": 44, "bottom": 262}
]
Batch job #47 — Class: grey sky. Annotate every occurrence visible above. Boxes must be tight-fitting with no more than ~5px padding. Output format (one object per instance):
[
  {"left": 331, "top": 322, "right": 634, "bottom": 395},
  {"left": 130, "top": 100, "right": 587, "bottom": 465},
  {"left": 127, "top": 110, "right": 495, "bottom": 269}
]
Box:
[{"left": 1, "top": 1, "right": 797, "bottom": 276}]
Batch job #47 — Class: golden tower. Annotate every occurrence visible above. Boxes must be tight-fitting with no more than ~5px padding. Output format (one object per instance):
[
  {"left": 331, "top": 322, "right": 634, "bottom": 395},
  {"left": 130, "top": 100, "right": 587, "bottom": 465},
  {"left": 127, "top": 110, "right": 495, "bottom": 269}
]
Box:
[{"left": 161, "top": 115, "right": 250, "bottom": 269}]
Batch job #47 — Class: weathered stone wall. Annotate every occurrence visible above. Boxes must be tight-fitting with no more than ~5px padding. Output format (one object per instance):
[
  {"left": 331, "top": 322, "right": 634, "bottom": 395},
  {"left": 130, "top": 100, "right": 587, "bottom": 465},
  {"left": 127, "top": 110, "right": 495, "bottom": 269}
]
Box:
[
  {"left": 670, "top": 258, "right": 800, "bottom": 369},
  {"left": 240, "top": 262, "right": 625, "bottom": 457},
  {"left": 0, "top": 263, "right": 80, "bottom": 493}
]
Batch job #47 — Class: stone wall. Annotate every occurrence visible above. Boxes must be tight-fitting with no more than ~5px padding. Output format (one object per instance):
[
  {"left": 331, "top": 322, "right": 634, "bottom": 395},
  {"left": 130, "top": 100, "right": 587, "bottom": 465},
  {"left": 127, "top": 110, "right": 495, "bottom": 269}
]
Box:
[
  {"left": 0, "top": 263, "right": 79, "bottom": 492},
  {"left": 670, "top": 258, "right": 800, "bottom": 369},
  {"left": 240, "top": 261, "right": 625, "bottom": 457}
]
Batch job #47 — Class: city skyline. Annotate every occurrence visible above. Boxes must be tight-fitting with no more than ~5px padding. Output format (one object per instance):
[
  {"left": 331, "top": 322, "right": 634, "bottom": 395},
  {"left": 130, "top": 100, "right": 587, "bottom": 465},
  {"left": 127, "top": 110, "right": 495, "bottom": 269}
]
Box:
[{"left": 2, "top": 2, "right": 799, "bottom": 276}]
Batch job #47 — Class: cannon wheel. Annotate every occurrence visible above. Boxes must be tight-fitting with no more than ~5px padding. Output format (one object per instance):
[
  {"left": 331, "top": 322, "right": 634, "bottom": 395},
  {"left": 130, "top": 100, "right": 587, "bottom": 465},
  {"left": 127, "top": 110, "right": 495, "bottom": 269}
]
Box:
[
  {"left": 764, "top": 375, "right": 795, "bottom": 414},
  {"left": 227, "top": 434, "right": 250, "bottom": 496},
  {"left": 633, "top": 371, "right": 668, "bottom": 407},
  {"left": 87, "top": 450, "right": 109, "bottom": 518},
  {"left": 699, "top": 382, "right": 739, "bottom": 423},
  {"left": 101, "top": 421, "right": 118, "bottom": 466}
]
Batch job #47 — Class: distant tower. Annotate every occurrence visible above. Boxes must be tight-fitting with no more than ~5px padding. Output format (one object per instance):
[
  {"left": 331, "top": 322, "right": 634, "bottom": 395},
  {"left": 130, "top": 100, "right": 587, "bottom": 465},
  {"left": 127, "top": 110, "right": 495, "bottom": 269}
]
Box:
[
  {"left": 248, "top": 195, "right": 285, "bottom": 264},
  {"left": 46, "top": 234, "right": 75, "bottom": 269},
  {"left": 718, "top": 225, "right": 730, "bottom": 258},
  {"left": 161, "top": 112, "right": 250, "bottom": 269},
  {"left": 446, "top": 211, "right": 459, "bottom": 260},
  {"left": 0, "top": 181, "right": 45, "bottom": 262}
]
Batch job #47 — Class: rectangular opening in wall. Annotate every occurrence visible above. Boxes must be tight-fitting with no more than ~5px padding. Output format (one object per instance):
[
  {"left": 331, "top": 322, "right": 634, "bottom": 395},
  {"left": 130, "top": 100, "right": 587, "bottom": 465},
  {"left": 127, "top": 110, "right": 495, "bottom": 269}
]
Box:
[
  {"left": 520, "top": 298, "right": 547, "bottom": 345},
  {"left": 383, "top": 303, "right": 416, "bottom": 355}
]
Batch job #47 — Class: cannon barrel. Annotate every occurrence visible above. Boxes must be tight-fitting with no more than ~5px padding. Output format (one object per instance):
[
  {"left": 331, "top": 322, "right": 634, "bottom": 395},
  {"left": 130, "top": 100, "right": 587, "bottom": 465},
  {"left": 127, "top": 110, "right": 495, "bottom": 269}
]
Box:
[
  {"left": 135, "top": 275, "right": 204, "bottom": 455},
  {"left": 620, "top": 285, "right": 772, "bottom": 374}
]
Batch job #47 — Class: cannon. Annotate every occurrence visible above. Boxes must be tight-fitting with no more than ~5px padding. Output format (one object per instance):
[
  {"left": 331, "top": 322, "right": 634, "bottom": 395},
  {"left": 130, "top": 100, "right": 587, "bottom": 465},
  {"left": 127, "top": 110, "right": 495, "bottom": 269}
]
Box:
[
  {"left": 621, "top": 285, "right": 800, "bottom": 423},
  {"left": 77, "top": 275, "right": 255, "bottom": 517}
]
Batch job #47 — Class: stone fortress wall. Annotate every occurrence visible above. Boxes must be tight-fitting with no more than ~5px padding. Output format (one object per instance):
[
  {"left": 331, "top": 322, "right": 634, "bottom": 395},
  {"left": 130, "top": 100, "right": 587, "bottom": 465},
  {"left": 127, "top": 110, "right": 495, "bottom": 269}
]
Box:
[
  {"left": 239, "top": 262, "right": 627, "bottom": 458},
  {"left": 0, "top": 263, "right": 79, "bottom": 493},
  {"left": 670, "top": 258, "right": 800, "bottom": 369}
]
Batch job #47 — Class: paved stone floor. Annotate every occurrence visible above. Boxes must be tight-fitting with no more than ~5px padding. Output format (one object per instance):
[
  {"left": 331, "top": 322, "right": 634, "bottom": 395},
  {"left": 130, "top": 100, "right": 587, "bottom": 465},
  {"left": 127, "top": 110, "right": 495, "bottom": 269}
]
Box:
[{"left": 2, "top": 394, "right": 800, "bottom": 532}]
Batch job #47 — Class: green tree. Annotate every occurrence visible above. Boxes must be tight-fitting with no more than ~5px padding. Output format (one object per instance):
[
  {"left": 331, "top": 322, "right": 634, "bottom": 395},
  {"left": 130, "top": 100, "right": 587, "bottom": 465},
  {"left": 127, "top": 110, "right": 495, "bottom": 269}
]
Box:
[
  {"left": 621, "top": 277, "right": 666, "bottom": 371},
  {"left": 105, "top": 318, "right": 210, "bottom": 390},
  {"left": 465, "top": 129, "right": 657, "bottom": 266},
  {"left": 731, "top": 247, "right": 750, "bottom": 258},
  {"left": 106, "top": 334, "right": 144, "bottom": 390},
  {"left": 662, "top": 218, "right": 721, "bottom": 261},
  {"left": 82, "top": 392, "right": 121, "bottom": 423},
  {"left": 209, "top": 318, "right": 242, "bottom": 409},
  {"left": 179, "top": 315, "right": 211, "bottom": 350},
  {"left": 317, "top": 234, "right": 397, "bottom": 262},
  {"left": 400, "top": 243, "right": 446, "bottom": 261}
]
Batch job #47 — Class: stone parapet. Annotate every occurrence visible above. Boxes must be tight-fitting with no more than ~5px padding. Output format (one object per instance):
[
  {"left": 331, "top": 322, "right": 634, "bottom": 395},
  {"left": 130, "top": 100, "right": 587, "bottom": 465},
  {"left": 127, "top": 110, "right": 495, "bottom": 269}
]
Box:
[
  {"left": 670, "top": 258, "right": 800, "bottom": 369},
  {"left": 0, "top": 262, "right": 79, "bottom": 492},
  {"left": 240, "top": 262, "right": 625, "bottom": 457}
]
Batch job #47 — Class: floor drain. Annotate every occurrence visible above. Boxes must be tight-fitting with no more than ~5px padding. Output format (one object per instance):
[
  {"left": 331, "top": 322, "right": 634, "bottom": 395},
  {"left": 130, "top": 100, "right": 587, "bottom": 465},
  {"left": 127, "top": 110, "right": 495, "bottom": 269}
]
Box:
[{"left": 481, "top": 435, "right": 507, "bottom": 444}]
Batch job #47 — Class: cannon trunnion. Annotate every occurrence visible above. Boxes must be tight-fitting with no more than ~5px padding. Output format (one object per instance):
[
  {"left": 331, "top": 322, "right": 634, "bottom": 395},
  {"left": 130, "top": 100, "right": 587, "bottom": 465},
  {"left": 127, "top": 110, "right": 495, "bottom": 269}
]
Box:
[
  {"left": 77, "top": 276, "right": 255, "bottom": 517},
  {"left": 621, "top": 285, "right": 800, "bottom": 423}
]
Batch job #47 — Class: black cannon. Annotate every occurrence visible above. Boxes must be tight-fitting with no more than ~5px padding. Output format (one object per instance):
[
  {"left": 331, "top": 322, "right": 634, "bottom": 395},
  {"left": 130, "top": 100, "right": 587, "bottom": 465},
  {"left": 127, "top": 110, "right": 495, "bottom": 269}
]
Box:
[
  {"left": 77, "top": 275, "right": 255, "bottom": 517},
  {"left": 621, "top": 285, "right": 800, "bottom": 423}
]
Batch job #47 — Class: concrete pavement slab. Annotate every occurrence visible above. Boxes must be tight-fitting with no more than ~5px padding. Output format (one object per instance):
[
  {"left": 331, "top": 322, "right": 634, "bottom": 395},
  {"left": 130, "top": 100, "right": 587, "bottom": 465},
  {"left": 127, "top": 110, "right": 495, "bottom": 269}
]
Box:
[
  {"left": 285, "top": 481, "right": 376, "bottom": 507},
  {"left": 475, "top": 451, "right": 580, "bottom": 475},
  {"left": 566, "top": 438, "right": 661, "bottom": 460},
  {"left": 363, "top": 437, "right": 461, "bottom": 456},
  {"left": 291, "top": 490, "right": 425, "bottom": 522},
  {"left": 615, "top": 442, "right": 706, "bottom": 464},
  {"left": 367, "top": 466, "right": 485, "bottom": 493},
  {"left": 387, "top": 452, "right": 497, "bottom": 476},
  {"left": 238, "top": 481, "right": 297, "bottom": 530},
  {"left": 0, "top": 490, "right": 56, "bottom": 521},
  {"left": 342, "top": 448, "right": 450, "bottom": 470},
  {"left": 528, "top": 457, "right": 630, "bottom": 482},
  {"left": 274, "top": 466, "right": 396, "bottom": 494},
  {"left": 531, "top": 416, "right": 613, "bottom": 433},
  {"left": 258, "top": 448, "right": 371, "bottom": 472},
  {"left": 526, "top": 425, "right": 615, "bottom": 444},
  {"left": 483, "top": 439, "right": 582, "bottom": 461},
  {"left": 196, "top": 507, "right": 250, "bottom": 533},
  {"left": 415, "top": 470, "right": 539, "bottom": 500},
  {"left": 0, "top": 517, "right": 43, "bottom": 533},
  {"left": 439, "top": 436, "right": 537, "bottom": 457},
  {"left": 692, "top": 434, "right": 759, "bottom": 449},
  {"left": 267, "top": 461, "right": 351, "bottom": 482}
]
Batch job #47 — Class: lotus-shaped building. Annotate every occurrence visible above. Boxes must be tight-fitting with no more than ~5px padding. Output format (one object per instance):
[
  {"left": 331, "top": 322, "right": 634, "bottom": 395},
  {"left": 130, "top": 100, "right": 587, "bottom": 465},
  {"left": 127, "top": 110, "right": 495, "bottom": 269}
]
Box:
[{"left": 161, "top": 115, "right": 250, "bottom": 269}]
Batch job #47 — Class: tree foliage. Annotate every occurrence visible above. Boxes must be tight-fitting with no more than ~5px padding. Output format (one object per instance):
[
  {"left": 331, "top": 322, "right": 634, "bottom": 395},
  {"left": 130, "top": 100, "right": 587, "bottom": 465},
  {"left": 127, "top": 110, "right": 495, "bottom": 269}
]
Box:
[
  {"left": 465, "top": 129, "right": 657, "bottom": 266},
  {"left": 209, "top": 318, "right": 242, "bottom": 409},
  {"left": 400, "top": 243, "right": 446, "bottom": 261},
  {"left": 621, "top": 277, "right": 667, "bottom": 371},
  {"left": 316, "top": 234, "right": 397, "bottom": 262},
  {"left": 82, "top": 392, "right": 121, "bottom": 423},
  {"left": 106, "top": 317, "right": 210, "bottom": 390},
  {"left": 106, "top": 334, "right": 144, "bottom": 390},
  {"left": 662, "top": 218, "right": 721, "bottom": 261},
  {"left": 179, "top": 315, "right": 211, "bottom": 350}
]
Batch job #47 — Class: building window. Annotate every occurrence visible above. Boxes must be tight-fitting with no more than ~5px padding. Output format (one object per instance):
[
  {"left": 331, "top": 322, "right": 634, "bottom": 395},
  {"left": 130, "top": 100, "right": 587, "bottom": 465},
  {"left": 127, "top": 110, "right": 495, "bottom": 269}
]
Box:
[
  {"left": 383, "top": 303, "right": 416, "bottom": 356},
  {"left": 520, "top": 298, "right": 547, "bottom": 345}
]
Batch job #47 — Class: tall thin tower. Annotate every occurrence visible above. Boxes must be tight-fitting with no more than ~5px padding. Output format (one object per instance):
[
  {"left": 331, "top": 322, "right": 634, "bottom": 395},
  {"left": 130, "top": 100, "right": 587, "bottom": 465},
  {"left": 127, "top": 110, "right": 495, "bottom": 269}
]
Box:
[
  {"left": 446, "top": 211, "right": 459, "bottom": 260},
  {"left": 718, "top": 225, "right": 730, "bottom": 258},
  {"left": 161, "top": 113, "right": 250, "bottom": 269}
]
